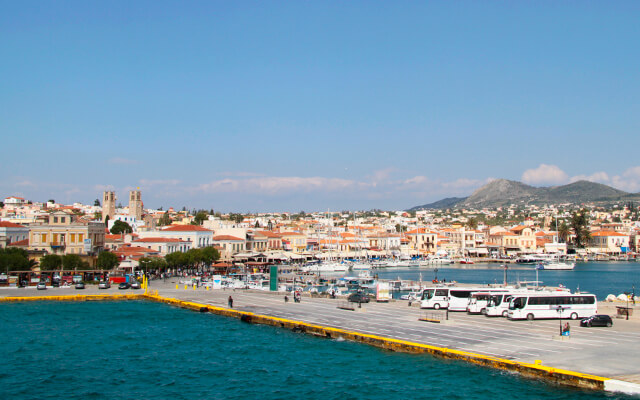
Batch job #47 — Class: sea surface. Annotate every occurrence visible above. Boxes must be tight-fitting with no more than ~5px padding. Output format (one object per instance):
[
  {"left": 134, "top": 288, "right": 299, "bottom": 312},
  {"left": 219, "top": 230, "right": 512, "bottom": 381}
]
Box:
[
  {"left": 0, "top": 301, "right": 635, "bottom": 400},
  {"left": 372, "top": 262, "right": 640, "bottom": 300}
]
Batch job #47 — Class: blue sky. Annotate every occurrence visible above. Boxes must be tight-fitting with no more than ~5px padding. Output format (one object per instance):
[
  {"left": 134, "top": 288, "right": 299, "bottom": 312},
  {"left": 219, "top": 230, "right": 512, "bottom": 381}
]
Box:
[{"left": 2, "top": 1, "right": 639, "bottom": 212}]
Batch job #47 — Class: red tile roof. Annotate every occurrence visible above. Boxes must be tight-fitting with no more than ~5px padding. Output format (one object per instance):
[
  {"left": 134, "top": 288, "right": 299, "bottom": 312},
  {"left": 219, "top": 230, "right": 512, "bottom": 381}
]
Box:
[
  {"left": 8, "top": 238, "right": 28, "bottom": 246},
  {"left": 0, "top": 221, "right": 26, "bottom": 228},
  {"left": 133, "top": 237, "right": 183, "bottom": 243},
  {"left": 212, "top": 235, "right": 244, "bottom": 241},
  {"left": 163, "top": 225, "right": 212, "bottom": 232}
]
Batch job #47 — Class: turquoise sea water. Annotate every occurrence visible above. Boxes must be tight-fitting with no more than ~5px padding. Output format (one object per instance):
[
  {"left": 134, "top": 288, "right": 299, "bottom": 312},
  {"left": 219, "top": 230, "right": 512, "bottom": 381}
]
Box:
[
  {"left": 0, "top": 301, "right": 634, "bottom": 400},
  {"left": 375, "top": 262, "right": 640, "bottom": 300}
]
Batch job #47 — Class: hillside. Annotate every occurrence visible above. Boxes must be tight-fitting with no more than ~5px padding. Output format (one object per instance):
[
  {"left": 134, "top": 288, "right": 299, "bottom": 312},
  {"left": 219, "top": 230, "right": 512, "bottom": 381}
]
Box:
[{"left": 409, "top": 179, "right": 639, "bottom": 210}]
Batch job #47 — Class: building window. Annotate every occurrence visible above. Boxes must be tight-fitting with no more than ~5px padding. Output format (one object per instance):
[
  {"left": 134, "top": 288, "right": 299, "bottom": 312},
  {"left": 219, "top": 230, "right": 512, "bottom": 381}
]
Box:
[
  {"left": 61, "top": 217, "right": 65, "bottom": 223},
  {"left": 53, "top": 217, "right": 58, "bottom": 223}
]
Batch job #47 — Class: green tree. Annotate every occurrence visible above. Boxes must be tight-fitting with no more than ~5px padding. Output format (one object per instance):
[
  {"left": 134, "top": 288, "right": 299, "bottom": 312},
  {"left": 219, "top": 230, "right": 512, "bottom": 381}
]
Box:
[
  {"left": 110, "top": 220, "right": 133, "bottom": 234},
  {"left": 166, "top": 251, "right": 188, "bottom": 268},
  {"left": 0, "top": 248, "right": 31, "bottom": 272},
  {"left": 558, "top": 221, "right": 570, "bottom": 243},
  {"left": 193, "top": 211, "right": 208, "bottom": 225},
  {"left": 466, "top": 217, "right": 478, "bottom": 230},
  {"left": 159, "top": 211, "right": 172, "bottom": 226},
  {"left": 96, "top": 251, "right": 119, "bottom": 270},
  {"left": 62, "top": 254, "right": 83, "bottom": 269},
  {"left": 39, "top": 254, "right": 62, "bottom": 271},
  {"left": 140, "top": 257, "right": 168, "bottom": 271},
  {"left": 570, "top": 209, "right": 591, "bottom": 248},
  {"left": 48, "top": 199, "right": 55, "bottom": 204},
  {"left": 200, "top": 246, "right": 220, "bottom": 266},
  {"left": 94, "top": 199, "right": 101, "bottom": 207}
]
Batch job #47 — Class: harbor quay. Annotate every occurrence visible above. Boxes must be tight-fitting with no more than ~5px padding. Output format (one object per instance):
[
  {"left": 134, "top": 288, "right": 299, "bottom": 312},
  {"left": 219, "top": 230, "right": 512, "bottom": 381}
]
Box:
[{"left": 3, "top": 282, "right": 640, "bottom": 395}]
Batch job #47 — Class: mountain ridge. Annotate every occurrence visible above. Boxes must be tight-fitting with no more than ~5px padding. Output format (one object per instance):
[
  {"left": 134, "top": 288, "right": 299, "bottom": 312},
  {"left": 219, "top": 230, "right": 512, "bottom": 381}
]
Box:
[{"left": 409, "top": 179, "right": 638, "bottom": 210}]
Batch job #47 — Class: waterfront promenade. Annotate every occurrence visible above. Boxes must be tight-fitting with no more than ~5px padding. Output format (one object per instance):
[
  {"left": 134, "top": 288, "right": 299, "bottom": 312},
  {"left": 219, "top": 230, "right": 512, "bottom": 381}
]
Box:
[{"left": 3, "top": 282, "right": 640, "bottom": 394}]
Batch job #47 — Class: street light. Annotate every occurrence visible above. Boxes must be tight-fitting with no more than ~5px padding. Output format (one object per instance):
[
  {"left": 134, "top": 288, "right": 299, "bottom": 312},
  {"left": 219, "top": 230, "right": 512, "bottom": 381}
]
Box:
[{"left": 554, "top": 305, "right": 567, "bottom": 335}]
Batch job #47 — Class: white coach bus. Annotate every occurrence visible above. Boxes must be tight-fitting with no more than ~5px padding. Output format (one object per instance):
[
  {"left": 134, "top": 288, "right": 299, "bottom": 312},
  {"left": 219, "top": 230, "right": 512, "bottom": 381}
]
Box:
[
  {"left": 466, "top": 290, "right": 510, "bottom": 314},
  {"left": 421, "top": 287, "right": 509, "bottom": 311},
  {"left": 507, "top": 293, "right": 597, "bottom": 321}
]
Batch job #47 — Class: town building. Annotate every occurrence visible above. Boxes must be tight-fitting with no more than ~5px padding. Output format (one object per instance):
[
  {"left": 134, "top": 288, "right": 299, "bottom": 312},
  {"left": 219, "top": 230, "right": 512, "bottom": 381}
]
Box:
[{"left": 28, "top": 211, "right": 105, "bottom": 255}]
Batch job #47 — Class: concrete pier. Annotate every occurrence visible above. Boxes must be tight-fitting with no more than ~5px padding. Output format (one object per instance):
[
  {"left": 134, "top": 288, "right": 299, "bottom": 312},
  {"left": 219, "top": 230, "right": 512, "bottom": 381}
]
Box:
[{"left": 3, "top": 282, "right": 640, "bottom": 395}]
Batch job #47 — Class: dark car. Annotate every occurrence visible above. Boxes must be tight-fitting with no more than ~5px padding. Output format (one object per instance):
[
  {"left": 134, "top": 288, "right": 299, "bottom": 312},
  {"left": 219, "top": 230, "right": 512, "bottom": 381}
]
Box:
[
  {"left": 580, "top": 315, "right": 613, "bottom": 328},
  {"left": 347, "top": 292, "right": 371, "bottom": 304},
  {"left": 75, "top": 282, "right": 85, "bottom": 290},
  {"left": 118, "top": 282, "right": 131, "bottom": 290},
  {"left": 52, "top": 280, "right": 60, "bottom": 287}
]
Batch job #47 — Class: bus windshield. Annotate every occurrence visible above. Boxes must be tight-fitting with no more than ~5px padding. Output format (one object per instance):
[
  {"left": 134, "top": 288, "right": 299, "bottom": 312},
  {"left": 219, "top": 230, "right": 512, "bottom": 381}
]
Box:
[
  {"left": 422, "top": 289, "right": 435, "bottom": 300},
  {"left": 488, "top": 294, "right": 502, "bottom": 307},
  {"left": 509, "top": 297, "right": 526, "bottom": 310}
]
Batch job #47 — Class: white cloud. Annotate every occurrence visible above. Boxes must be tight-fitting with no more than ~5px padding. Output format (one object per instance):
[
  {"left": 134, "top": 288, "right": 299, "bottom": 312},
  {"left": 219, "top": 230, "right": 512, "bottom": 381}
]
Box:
[
  {"left": 569, "top": 172, "right": 610, "bottom": 184},
  {"left": 611, "top": 167, "right": 640, "bottom": 193},
  {"left": 139, "top": 179, "right": 181, "bottom": 186},
  {"left": 216, "top": 171, "right": 266, "bottom": 178},
  {"left": 196, "top": 176, "right": 362, "bottom": 194},
  {"left": 522, "top": 164, "right": 569, "bottom": 185},
  {"left": 567, "top": 167, "right": 640, "bottom": 193}
]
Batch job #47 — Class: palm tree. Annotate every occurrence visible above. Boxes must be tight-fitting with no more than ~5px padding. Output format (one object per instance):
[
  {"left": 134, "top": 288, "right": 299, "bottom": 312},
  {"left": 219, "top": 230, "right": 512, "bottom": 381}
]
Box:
[{"left": 558, "top": 221, "right": 570, "bottom": 243}]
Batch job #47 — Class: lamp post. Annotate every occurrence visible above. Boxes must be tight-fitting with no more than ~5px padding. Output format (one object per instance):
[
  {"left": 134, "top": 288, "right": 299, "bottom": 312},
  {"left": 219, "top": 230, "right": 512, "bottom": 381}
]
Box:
[
  {"left": 555, "top": 305, "right": 566, "bottom": 335},
  {"left": 624, "top": 291, "right": 631, "bottom": 320},
  {"left": 503, "top": 264, "right": 508, "bottom": 286}
]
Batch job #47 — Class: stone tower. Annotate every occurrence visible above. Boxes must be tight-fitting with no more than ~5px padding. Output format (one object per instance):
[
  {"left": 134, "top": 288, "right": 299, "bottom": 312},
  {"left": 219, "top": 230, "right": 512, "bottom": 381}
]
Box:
[
  {"left": 102, "top": 191, "right": 116, "bottom": 222},
  {"left": 129, "top": 189, "right": 142, "bottom": 220}
]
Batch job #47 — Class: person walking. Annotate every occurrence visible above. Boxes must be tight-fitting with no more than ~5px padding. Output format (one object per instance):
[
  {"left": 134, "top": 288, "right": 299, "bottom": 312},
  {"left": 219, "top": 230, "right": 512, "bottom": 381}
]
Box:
[{"left": 228, "top": 295, "right": 233, "bottom": 308}]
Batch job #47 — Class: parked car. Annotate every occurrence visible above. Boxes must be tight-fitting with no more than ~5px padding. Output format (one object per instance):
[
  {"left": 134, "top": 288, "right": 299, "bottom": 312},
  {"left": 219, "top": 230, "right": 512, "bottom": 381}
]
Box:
[
  {"left": 347, "top": 292, "right": 371, "bottom": 304},
  {"left": 52, "top": 280, "right": 60, "bottom": 287},
  {"left": 130, "top": 281, "right": 142, "bottom": 290},
  {"left": 75, "top": 282, "right": 85, "bottom": 290},
  {"left": 580, "top": 315, "right": 613, "bottom": 328},
  {"left": 98, "top": 281, "right": 111, "bottom": 289},
  {"left": 36, "top": 282, "right": 47, "bottom": 290},
  {"left": 118, "top": 282, "right": 131, "bottom": 290}
]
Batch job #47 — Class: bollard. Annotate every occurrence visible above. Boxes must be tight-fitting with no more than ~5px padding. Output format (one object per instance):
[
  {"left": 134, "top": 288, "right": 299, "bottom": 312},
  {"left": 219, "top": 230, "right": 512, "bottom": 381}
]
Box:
[
  {"left": 184, "top": 285, "right": 187, "bottom": 290},
  {"left": 535, "top": 360, "right": 542, "bottom": 365},
  {"left": 192, "top": 285, "right": 196, "bottom": 290},
  {"left": 175, "top": 284, "right": 178, "bottom": 289}
]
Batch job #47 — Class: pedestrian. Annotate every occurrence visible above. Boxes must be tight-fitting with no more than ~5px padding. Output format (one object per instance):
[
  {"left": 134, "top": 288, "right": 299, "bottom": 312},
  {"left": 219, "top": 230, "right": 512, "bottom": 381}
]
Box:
[
  {"left": 228, "top": 295, "right": 233, "bottom": 308},
  {"left": 284, "top": 295, "right": 289, "bottom": 303}
]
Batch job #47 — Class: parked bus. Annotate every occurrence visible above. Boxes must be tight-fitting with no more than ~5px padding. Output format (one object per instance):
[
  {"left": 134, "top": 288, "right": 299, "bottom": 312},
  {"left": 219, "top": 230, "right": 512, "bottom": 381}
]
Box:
[
  {"left": 467, "top": 290, "right": 510, "bottom": 314},
  {"left": 507, "top": 293, "right": 597, "bottom": 321},
  {"left": 485, "top": 293, "right": 517, "bottom": 317},
  {"left": 421, "top": 287, "right": 508, "bottom": 311}
]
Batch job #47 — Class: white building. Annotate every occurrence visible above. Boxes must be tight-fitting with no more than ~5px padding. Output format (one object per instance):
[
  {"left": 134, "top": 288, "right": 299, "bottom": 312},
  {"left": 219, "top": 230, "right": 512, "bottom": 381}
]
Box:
[
  {"left": 0, "top": 221, "right": 30, "bottom": 248},
  {"left": 137, "top": 225, "right": 214, "bottom": 248}
]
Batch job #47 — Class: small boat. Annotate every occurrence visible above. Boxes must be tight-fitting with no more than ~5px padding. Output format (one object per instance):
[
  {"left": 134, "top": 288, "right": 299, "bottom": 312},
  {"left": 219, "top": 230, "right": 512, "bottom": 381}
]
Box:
[
  {"left": 536, "top": 261, "right": 575, "bottom": 270},
  {"left": 458, "top": 258, "right": 475, "bottom": 265}
]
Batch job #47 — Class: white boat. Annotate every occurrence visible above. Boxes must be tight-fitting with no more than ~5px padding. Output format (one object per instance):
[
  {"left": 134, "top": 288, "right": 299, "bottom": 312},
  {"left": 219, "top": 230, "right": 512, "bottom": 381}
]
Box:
[
  {"left": 420, "top": 256, "right": 454, "bottom": 265},
  {"left": 536, "top": 261, "right": 575, "bottom": 270}
]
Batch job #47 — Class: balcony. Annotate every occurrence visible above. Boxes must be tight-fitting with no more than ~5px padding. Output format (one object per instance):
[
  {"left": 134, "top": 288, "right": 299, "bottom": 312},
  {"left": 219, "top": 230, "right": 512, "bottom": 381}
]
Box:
[{"left": 50, "top": 242, "right": 66, "bottom": 249}]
